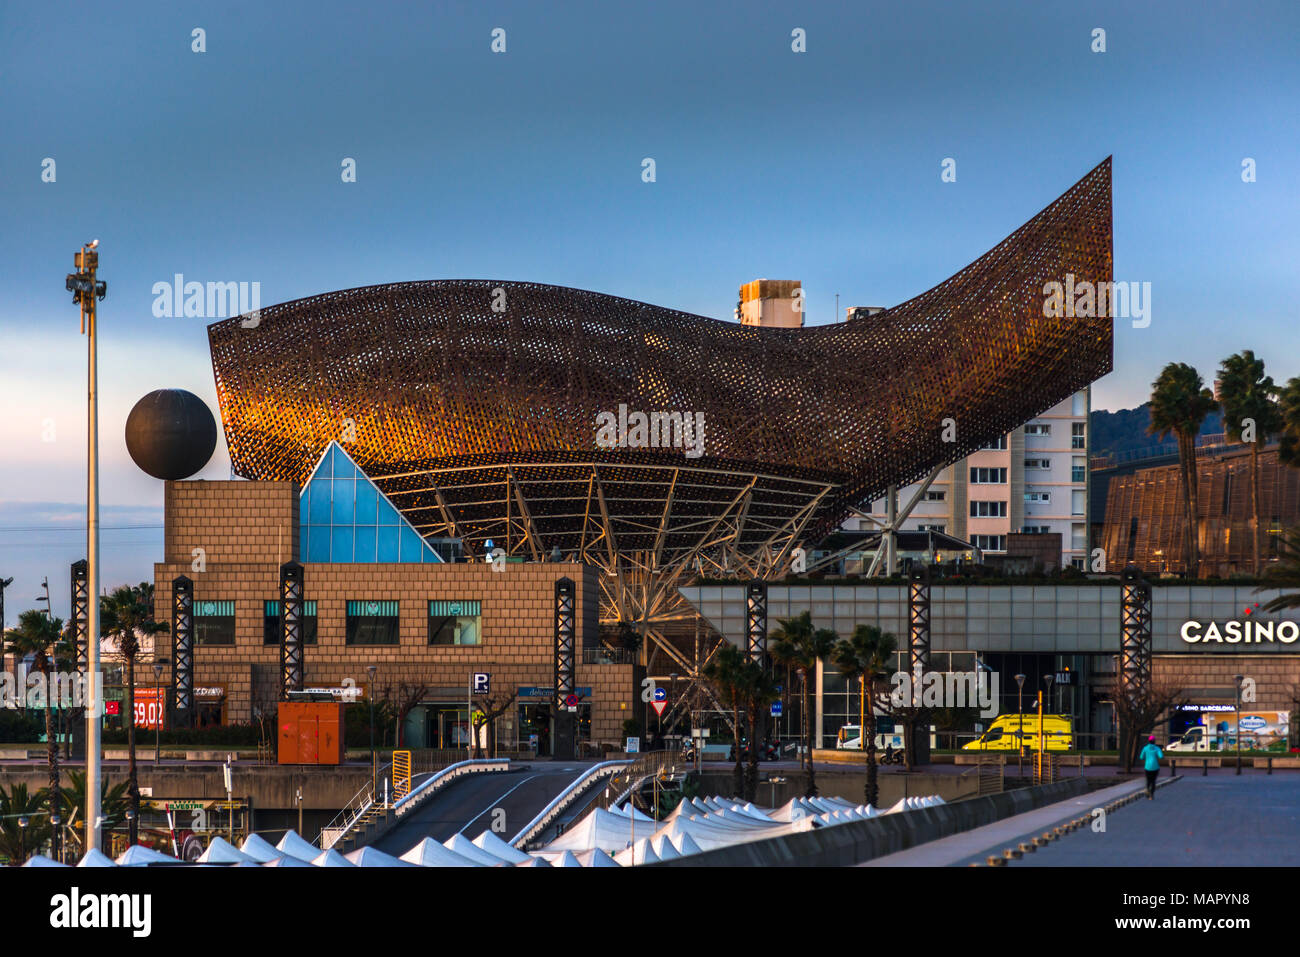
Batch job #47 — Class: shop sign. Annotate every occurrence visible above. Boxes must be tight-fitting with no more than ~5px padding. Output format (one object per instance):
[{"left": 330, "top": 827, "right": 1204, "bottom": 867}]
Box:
[{"left": 1179, "top": 620, "right": 1299, "bottom": 645}]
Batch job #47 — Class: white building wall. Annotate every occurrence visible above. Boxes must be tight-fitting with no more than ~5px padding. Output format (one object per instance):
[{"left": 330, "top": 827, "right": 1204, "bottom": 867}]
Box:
[{"left": 853, "top": 389, "right": 1090, "bottom": 569}]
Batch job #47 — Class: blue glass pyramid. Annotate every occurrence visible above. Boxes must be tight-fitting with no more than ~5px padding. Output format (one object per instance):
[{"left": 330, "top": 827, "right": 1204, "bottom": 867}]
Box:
[{"left": 300, "top": 442, "right": 442, "bottom": 564}]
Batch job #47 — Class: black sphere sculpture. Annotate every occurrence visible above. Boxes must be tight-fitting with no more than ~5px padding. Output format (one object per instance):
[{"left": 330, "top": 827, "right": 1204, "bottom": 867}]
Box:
[{"left": 125, "top": 389, "right": 217, "bottom": 481}]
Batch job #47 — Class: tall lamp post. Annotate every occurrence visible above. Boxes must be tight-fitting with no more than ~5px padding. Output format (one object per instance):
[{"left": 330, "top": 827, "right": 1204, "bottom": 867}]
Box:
[
  {"left": 152, "top": 660, "right": 164, "bottom": 764},
  {"left": 17, "top": 816, "right": 28, "bottom": 864},
  {"left": 0, "top": 577, "right": 12, "bottom": 687},
  {"left": 50, "top": 813, "right": 61, "bottom": 864},
  {"left": 66, "top": 240, "right": 106, "bottom": 852},
  {"left": 1234, "top": 674, "right": 1244, "bottom": 776},
  {"left": 367, "top": 665, "right": 378, "bottom": 796},
  {"left": 1014, "top": 674, "right": 1026, "bottom": 778}
]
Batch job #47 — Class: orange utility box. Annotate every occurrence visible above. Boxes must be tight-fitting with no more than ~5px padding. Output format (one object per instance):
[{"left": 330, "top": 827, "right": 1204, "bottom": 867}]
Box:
[{"left": 278, "top": 701, "right": 345, "bottom": 765}]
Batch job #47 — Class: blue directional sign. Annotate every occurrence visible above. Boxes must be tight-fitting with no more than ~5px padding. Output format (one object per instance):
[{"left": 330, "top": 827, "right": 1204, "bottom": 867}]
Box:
[
  {"left": 770, "top": 700, "right": 783, "bottom": 717},
  {"left": 653, "top": 686, "right": 667, "bottom": 703}
]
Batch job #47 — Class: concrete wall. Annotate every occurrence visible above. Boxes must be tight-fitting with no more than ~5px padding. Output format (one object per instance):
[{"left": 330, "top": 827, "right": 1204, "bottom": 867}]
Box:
[
  {"left": 699, "top": 768, "right": 981, "bottom": 807},
  {"left": 651, "top": 778, "right": 1089, "bottom": 867}
]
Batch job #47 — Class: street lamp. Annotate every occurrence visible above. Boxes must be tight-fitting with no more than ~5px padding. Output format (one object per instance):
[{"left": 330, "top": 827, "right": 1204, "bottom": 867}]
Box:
[
  {"left": 767, "top": 775, "right": 787, "bottom": 809},
  {"left": 367, "top": 665, "right": 378, "bottom": 796},
  {"left": 153, "top": 660, "right": 164, "bottom": 764},
  {"left": 125, "top": 807, "right": 136, "bottom": 848},
  {"left": 1014, "top": 674, "right": 1026, "bottom": 778},
  {"left": 1234, "top": 674, "right": 1244, "bottom": 776},
  {"left": 1042, "top": 675, "right": 1055, "bottom": 779},
  {"left": 17, "top": 816, "right": 28, "bottom": 864},
  {"left": 50, "top": 813, "right": 61, "bottom": 864},
  {"left": 67, "top": 240, "right": 107, "bottom": 852}
]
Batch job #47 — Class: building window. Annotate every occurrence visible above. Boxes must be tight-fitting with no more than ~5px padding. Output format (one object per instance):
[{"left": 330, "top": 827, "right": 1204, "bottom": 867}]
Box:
[
  {"left": 917, "top": 524, "right": 946, "bottom": 533},
  {"left": 1071, "top": 557, "right": 1085, "bottom": 571},
  {"left": 969, "top": 500, "right": 1007, "bottom": 518},
  {"left": 1025, "top": 424, "right": 1051, "bottom": 436},
  {"left": 194, "top": 600, "right": 236, "bottom": 646},
  {"left": 346, "top": 600, "right": 400, "bottom": 645},
  {"left": 972, "top": 535, "right": 1006, "bottom": 551},
  {"left": 428, "top": 600, "right": 482, "bottom": 646},
  {"left": 1022, "top": 525, "right": 1051, "bottom": 534},
  {"left": 979, "top": 435, "right": 1008, "bottom": 450},
  {"left": 1071, "top": 456, "right": 1087, "bottom": 483},
  {"left": 1071, "top": 422, "right": 1086, "bottom": 449},
  {"left": 1025, "top": 492, "right": 1051, "bottom": 503},
  {"left": 970, "top": 467, "right": 1007, "bottom": 484},
  {"left": 263, "top": 600, "right": 318, "bottom": 646},
  {"left": 924, "top": 490, "right": 946, "bottom": 502},
  {"left": 1024, "top": 458, "right": 1051, "bottom": 470}
]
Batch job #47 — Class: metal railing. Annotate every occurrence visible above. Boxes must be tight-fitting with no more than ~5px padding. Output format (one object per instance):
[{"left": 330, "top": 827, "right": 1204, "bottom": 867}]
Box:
[
  {"left": 597, "top": 751, "right": 684, "bottom": 810},
  {"left": 393, "top": 758, "right": 510, "bottom": 818},
  {"left": 510, "top": 760, "right": 630, "bottom": 849},
  {"left": 582, "top": 646, "right": 637, "bottom": 665},
  {"left": 969, "top": 753, "right": 1005, "bottom": 795},
  {"left": 318, "top": 767, "right": 389, "bottom": 849}
]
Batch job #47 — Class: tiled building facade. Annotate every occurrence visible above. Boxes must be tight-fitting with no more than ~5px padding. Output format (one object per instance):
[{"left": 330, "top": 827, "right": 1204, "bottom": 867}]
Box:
[{"left": 151, "top": 476, "right": 640, "bottom": 751}]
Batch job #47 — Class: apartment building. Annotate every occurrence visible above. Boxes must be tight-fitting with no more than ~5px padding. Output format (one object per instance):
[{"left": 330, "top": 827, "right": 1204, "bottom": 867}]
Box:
[{"left": 854, "top": 390, "right": 1092, "bottom": 569}]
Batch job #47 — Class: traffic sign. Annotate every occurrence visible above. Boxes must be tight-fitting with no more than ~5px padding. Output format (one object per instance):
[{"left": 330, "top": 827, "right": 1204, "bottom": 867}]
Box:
[
  {"left": 652, "top": 700, "right": 667, "bottom": 717},
  {"left": 770, "top": 700, "right": 783, "bottom": 717},
  {"left": 472, "top": 672, "right": 491, "bottom": 694},
  {"left": 653, "top": 686, "right": 667, "bottom": 702},
  {"left": 564, "top": 693, "right": 579, "bottom": 708}
]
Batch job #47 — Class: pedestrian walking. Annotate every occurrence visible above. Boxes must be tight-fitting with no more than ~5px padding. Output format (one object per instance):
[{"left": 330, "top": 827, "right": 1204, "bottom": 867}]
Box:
[{"left": 1140, "top": 734, "right": 1164, "bottom": 799}]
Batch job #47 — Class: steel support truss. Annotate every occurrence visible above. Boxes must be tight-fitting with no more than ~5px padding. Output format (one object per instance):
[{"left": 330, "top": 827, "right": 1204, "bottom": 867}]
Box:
[{"left": 280, "top": 561, "right": 305, "bottom": 698}]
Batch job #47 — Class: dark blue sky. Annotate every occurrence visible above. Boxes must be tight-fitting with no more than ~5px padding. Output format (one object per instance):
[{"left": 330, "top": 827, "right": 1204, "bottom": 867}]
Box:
[{"left": 1, "top": 0, "right": 1296, "bottom": 611}]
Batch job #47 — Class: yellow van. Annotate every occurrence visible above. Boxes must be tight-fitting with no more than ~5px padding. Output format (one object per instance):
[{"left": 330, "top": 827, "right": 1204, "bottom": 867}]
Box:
[{"left": 961, "top": 714, "right": 1073, "bottom": 751}]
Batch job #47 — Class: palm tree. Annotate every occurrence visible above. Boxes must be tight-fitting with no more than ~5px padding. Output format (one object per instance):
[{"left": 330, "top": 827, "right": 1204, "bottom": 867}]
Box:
[
  {"left": 100, "top": 583, "right": 168, "bottom": 844},
  {"left": 1276, "top": 376, "right": 1300, "bottom": 469},
  {"left": 1218, "top": 350, "right": 1282, "bottom": 575},
  {"left": 833, "top": 624, "right": 898, "bottom": 807},
  {"left": 1148, "top": 363, "right": 1218, "bottom": 578},
  {"left": 704, "top": 644, "right": 748, "bottom": 797},
  {"left": 3, "top": 609, "right": 64, "bottom": 860},
  {"left": 771, "top": 612, "right": 839, "bottom": 797},
  {"left": 61, "top": 769, "right": 130, "bottom": 859},
  {"left": 739, "top": 659, "right": 780, "bottom": 803},
  {"left": 0, "top": 782, "right": 50, "bottom": 864}
]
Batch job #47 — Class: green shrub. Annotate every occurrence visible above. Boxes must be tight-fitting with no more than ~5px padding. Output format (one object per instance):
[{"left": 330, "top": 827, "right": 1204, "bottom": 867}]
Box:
[
  {"left": 0, "top": 710, "right": 44, "bottom": 743},
  {"left": 101, "top": 723, "right": 263, "bottom": 747}
]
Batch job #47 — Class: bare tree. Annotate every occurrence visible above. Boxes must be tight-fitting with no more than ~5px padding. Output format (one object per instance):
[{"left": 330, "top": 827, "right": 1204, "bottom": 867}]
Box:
[
  {"left": 392, "top": 682, "right": 429, "bottom": 748},
  {"left": 1106, "top": 678, "right": 1189, "bottom": 772},
  {"left": 472, "top": 692, "right": 518, "bottom": 758}
]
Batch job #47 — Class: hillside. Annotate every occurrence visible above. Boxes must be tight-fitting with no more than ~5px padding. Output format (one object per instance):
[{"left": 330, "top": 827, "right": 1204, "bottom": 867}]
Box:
[{"left": 1089, "top": 403, "right": 1223, "bottom": 459}]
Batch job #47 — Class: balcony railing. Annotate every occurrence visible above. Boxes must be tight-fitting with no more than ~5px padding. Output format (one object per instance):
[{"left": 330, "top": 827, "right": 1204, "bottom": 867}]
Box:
[{"left": 582, "top": 646, "right": 637, "bottom": 665}]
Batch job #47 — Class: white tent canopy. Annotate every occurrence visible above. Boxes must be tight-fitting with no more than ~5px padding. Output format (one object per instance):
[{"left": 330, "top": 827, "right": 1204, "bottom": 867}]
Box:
[
  {"left": 76, "top": 849, "right": 117, "bottom": 868},
  {"left": 23, "top": 855, "right": 68, "bottom": 867},
  {"left": 346, "top": 846, "right": 417, "bottom": 867},
  {"left": 116, "top": 844, "right": 179, "bottom": 866},
  {"left": 613, "top": 839, "right": 660, "bottom": 867},
  {"left": 311, "top": 848, "right": 355, "bottom": 867},
  {"left": 198, "top": 836, "right": 256, "bottom": 864},
  {"left": 262, "top": 855, "right": 313, "bottom": 867},
  {"left": 472, "top": 830, "right": 532, "bottom": 864},
  {"left": 276, "top": 830, "right": 321, "bottom": 862},
  {"left": 240, "top": 834, "right": 285, "bottom": 863},
  {"left": 400, "top": 838, "right": 482, "bottom": 867},
  {"left": 444, "top": 833, "right": 510, "bottom": 866},
  {"left": 543, "top": 807, "right": 659, "bottom": 852},
  {"left": 573, "top": 848, "right": 620, "bottom": 868}
]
